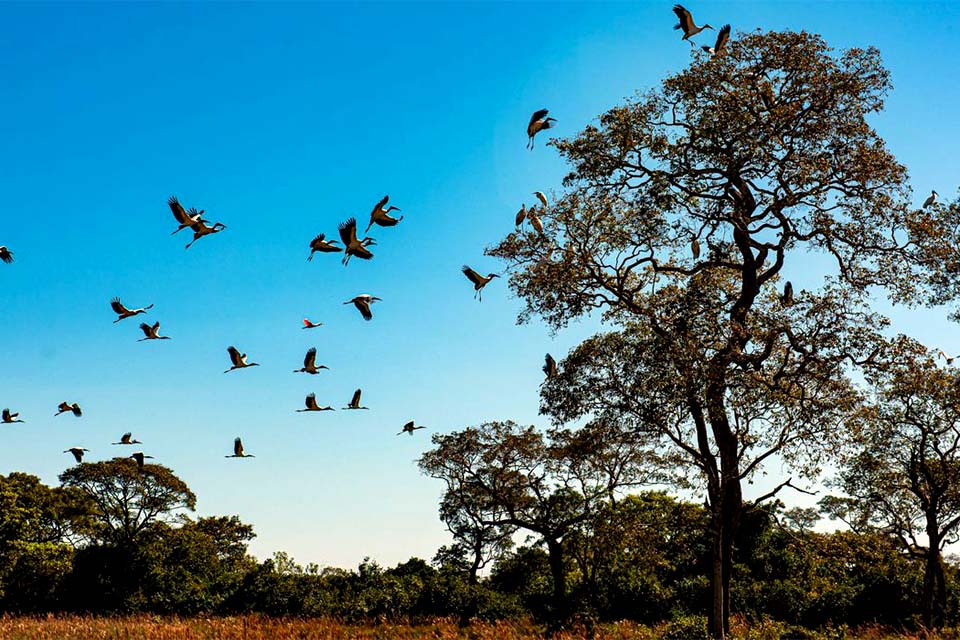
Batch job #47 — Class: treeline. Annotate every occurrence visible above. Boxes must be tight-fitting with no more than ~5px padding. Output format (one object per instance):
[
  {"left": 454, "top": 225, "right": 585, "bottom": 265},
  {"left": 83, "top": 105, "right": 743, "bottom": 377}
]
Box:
[{"left": 0, "top": 467, "right": 956, "bottom": 632}]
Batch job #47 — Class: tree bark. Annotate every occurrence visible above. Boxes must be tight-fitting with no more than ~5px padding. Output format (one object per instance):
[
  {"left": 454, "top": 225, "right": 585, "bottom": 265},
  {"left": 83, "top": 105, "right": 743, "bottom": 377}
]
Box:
[
  {"left": 922, "top": 526, "right": 947, "bottom": 628},
  {"left": 546, "top": 538, "right": 568, "bottom": 627}
]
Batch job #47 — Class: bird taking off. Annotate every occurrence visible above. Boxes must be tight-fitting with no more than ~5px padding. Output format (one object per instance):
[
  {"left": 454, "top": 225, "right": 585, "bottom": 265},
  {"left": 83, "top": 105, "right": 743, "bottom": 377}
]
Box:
[
  {"left": 344, "top": 389, "right": 369, "bottom": 410},
  {"left": 345, "top": 295, "right": 381, "bottom": 321},
  {"left": 462, "top": 266, "right": 499, "bottom": 302},
  {"left": 130, "top": 451, "right": 154, "bottom": 470},
  {"left": 307, "top": 233, "right": 342, "bottom": 261},
  {"left": 780, "top": 281, "right": 794, "bottom": 306},
  {"left": 226, "top": 437, "right": 255, "bottom": 458},
  {"left": 543, "top": 353, "right": 558, "bottom": 379},
  {"left": 168, "top": 196, "right": 207, "bottom": 235},
  {"left": 923, "top": 190, "right": 939, "bottom": 208},
  {"left": 937, "top": 349, "right": 955, "bottom": 366},
  {"left": 338, "top": 217, "right": 376, "bottom": 266},
  {"left": 64, "top": 447, "right": 89, "bottom": 464},
  {"left": 365, "top": 195, "right": 404, "bottom": 234},
  {"left": 0, "top": 246, "right": 13, "bottom": 264},
  {"left": 111, "top": 298, "right": 154, "bottom": 323},
  {"left": 673, "top": 5, "right": 713, "bottom": 45},
  {"left": 184, "top": 219, "right": 227, "bottom": 250},
  {"left": 1, "top": 409, "right": 24, "bottom": 424},
  {"left": 702, "top": 24, "right": 730, "bottom": 55},
  {"left": 303, "top": 319, "right": 323, "bottom": 330},
  {"left": 294, "top": 347, "right": 329, "bottom": 375},
  {"left": 297, "top": 393, "right": 335, "bottom": 412},
  {"left": 138, "top": 322, "right": 171, "bottom": 341},
  {"left": 224, "top": 346, "right": 260, "bottom": 373},
  {"left": 55, "top": 402, "right": 82, "bottom": 417},
  {"left": 112, "top": 432, "right": 142, "bottom": 445},
  {"left": 527, "top": 109, "right": 557, "bottom": 150},
  {"left": 398, "top": 421, "right": 426, "bottom": 436}
]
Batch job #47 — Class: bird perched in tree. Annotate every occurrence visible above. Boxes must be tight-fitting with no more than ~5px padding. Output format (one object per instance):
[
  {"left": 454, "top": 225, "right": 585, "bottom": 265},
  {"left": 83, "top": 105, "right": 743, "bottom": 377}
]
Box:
[
  {"left": 112, "top": 432, "right": 142, "bottom": 445},
  {"left": 923, "top": 190, "right": 939, "bottom": 208},
  {"left": 528, "top": 212, "right": 544, "bottom": 234},
  {"left": 64, "top": 447, "right": 89, "bottom": 463},
  {"left": 226, "top": 437, "right": 255, "bottom": 458},
  {"left": 397, "top": 421, "right": 426, "bottom": 436},
  {"left": 527, "top": 109, "right": 557, "bottom": 149},
  {"left": 297, "top": 393, "right": 335, "bottom": 412},
  {"left": 111, "top": 298, "right": 154, "bottom": 323},
  {"left": 302, "top": 319, "right": 323, "bottom": 330},
  {"left": 184, "top": 219, "right": 227, "bottom": 250},
  {"left": 533, "top": 191, "right": 549, "bottom": 208},
  {"left": 365, "top": 195, "right": 404, "bottom": 233},
  {"left": 780, "top": 281, "right": 794, "bottom": 306},
  {"left": 1, "top": 409, "right": 24, "bottom": 424},
  {"left": 344, "top": 295, "right": 381, "bottom": 321},
  {"left": 307, "top": 233, "right": 342, "bottom": 261},
  {"left": 702, "top": 24, "right": 730, "bottom": 55},
  {"left": 138, "top": 322, "right": 171, "bottom": 341},
  {"left": 338, "top": 218, "right": 376, "bottom": 266},
  {"left": 515, "top": 204, "right": 527, "bottom": 227},
  {"left": 344, "top": 389, "right": 369, "bottom": 410},
  {"left": 543, "top": 353, "right": 558, "bottom": 379},
  {"left": 294, "top": 347, "right": 328, "bottom": 375},
  {"left": 168, "top": 196, "right": 207, "bottom": 235},
  {"left": 673, "top": 4, "right": 713, "bottom": 45},
  {"left": 130, "top": 451, "right": 154, "bottom": 470},
  {"left": 691, "top": 237, "right": 701, "bottom": 260},
  {"left": 224, "top": 346, "right": 259, "bottom": 373},
  {"left": 0, "top": 246, "right": 14, "bottom": 264},
  {"left": 462, "top": 266, "right": 499, "bottom": 301},
  {"left": 55, "top": 402, "right": 82, "bottom": 417}
]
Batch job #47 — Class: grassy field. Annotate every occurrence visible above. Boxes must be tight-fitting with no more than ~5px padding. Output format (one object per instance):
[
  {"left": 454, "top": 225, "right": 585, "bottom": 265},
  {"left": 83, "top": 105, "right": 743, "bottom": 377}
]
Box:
[{"left": 0, "top": 616, "right": 956, "bottom": 640}]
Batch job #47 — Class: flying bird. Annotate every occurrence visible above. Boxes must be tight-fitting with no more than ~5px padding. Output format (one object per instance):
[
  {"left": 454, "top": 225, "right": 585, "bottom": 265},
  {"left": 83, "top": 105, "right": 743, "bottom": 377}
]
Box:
[
  {"left": 673, "top": 5, "right": 713, "bottom": 45},
  {"left": 527, "top": 109, "right": 557, "bottom": 150},
  {"left": 111, "top": 298, "right": 154, "bottom": 323},
  {"left": 64, "top": 447, "right": 89, "bottom": 464},
  {"left": 937, "top": 349, "right": 955, "bottom": 366},
  {"left": 1, "top": 409, "right": 24, "bottom": 424},
  {"left": 533, "top": 191, "right": 548, "bottom": 208},
  {"left": 226, "top": 437, "right": 255, "bottom": 458},
  {"left": 224, "top": 346, "right": 260, "bottom": 373},
  {"left": 112, "top": 432, "right": 142, "bottom": 445},
  {"left": 184, "top": 219, "right": 227, "bottom": 250},
  {"left": 397, "top": 421, "right": 426, "bottom": 436},
  {"left": 543, "top": 353, "right": 558, "bottom": 379},
  {"left": 338, "top": 217, "right": 376, "bottom": 266},
  {"left": 130, "top": 451, "right": 154, "bottom": 470},
  {"left": 702, "top": 24, "right": 731, "bottom": 55},
  {"left": 923, "top": 190, "right": 939, "bottom": 208},
  {"left": 365, "top": 195, "right": 404, "bottom": 233},
  {"left": 138, "top": 321, "right": 171, "bottom": 341},
  {"left": 297, "top": 393, "right": 335, "bottom": 412},
  {"left": 294, "top": 347, "right": 328, "bottom": 375},
  {"left": 302, "top": 319, "right": 323, "bottom": 330},
  {"left": 168, "top": 196, "right": 207, "bottom": 235},
  {"left": 55, "top": 402, "right": 82, "bottom": 417},
  {"left": 0, "top": 246, "right": 14, "bottom": 264},
  {"left": 307, "top": 233, "right": 342, "bottom": 261},
  {"left": 515, "top": 204, "right": 527, "bottom": 227},
  {"left": 780, "top": 281, "right": 794, "bottom": 306},
  {"left": 462, "top": 265, "right": 499, "bottom": 302},
  {"left": 344, "top": 389, "right": 369, "bottom": 410},
  {"left": 344, "top": 295, "right": 381, "bottom": 321}
]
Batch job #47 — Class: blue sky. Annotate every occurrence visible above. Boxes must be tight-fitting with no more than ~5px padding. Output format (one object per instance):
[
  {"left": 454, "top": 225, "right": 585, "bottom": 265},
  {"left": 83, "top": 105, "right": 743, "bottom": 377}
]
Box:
[{"left": 0, "top": 1, "right": 958, "bottom": 568}]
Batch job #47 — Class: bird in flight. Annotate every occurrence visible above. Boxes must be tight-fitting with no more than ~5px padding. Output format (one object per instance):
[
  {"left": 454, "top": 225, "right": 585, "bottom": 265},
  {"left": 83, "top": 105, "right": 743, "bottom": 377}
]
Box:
[
  {"left": 673, "top": 4, "right": 713, "bottom": 45},
  {"left": 130, "top": 451, "right": 154, "bottom": 470},
  {"left": 226, "top": 437, "right": 255, "bottom": 458},
  {"left": 365, "top": 195, "right": 404, "bottom": 234},
  {"left": 294, "top": 347, "right": 328, "bottom": 375},
  {"left": 184, "top": 219, "right": 227, "bottom": 250},
  {"left": 462, "top": 266, "right": 499, "bottom": 302},
  {"left": 345, "top": 295, "right": 381, "bottom": 321},
  {"left": 1, "top": 409, "right": 24, "bottom": 424},
  {"left": 0, "top": 246, "right": 13, "bottom": 264},
  {"left": 338, "top": 217, "right": 376, "bottom": 266},
  {"left": 297, "top": 393, "right": 335, "bottom": 412},
  {"left": 527, "top": 109, "right": 557, "bottom": 150},
  {"left": 308, "top": 233, "right": 342, "bottom": 261},
  {"left": 702, "top": 24, "right": 731, "bottom": 55},
  {"left": 923, "top": 190, "right": 939, "bottom": 208},
  {"left": 344, "top": 389, "right": 369, "bottom": 410},
  {"left": 112, "top": 432, "right": 142, "bottom": 445},
  {"left": 543, "top": 353, "right": 558, "bottom": 379},
  {"left": 168, "top": 196, "right": 207, "bottom": 235},
  {"left": 111, "top": 298, "right": 154, "bottom": 323},
  {"left": 55, "top": 402, "right": 82, "bottom": 417},
  {"left": 138, "top": 322, "right": 171, "bottom": 341},
  {"left": 936, "top": 349, "right": 955, "bottom": 366},
  {"left": 397, "top": 421, "right": 426, "bottom": 436},
  {"left": 302, "top": 319, "right": 323, "bottom": 330},
  {"left": 64, "top": 447, "right": 89, "bottom": 464},
  {"left": 224, "top": 346, "right": 260, "bottom": 373}
]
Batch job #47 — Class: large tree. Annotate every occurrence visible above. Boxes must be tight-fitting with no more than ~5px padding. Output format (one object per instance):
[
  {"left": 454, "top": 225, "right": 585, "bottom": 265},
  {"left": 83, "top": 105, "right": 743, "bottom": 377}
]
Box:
[{"left": 488, "top": 30, "right": 959, "bottom": 637}]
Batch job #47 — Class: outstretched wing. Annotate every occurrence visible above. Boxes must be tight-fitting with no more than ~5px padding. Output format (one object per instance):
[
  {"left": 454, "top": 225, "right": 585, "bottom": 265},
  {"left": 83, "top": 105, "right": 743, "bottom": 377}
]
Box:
[
  {"left": 234, "top": 437, "right": 244, "bottom": 457},
  {"left": 351, "top": 389, "right": 362, "bottom": 407},
  {"left": 529, "top": 109, "right": 549, "bottom": 126},
  {"left": 356, "top": 299, "right": 373, "bottom": 321},
  {"left": 673, "top": 4, "right": 693, "bottom": 32},
  {"left": 168, "top": 196, "right": 189, "bottom": 224},
  {"left": 121, "top": 432, "right": 132, "bottom": 444},
  {"left": 2, "top": 409, "right": 10, "bottom": 421},
  {"left": 462, "top": 265, "right": 483, "bottom": 286},
  {"left": 227, "top": 346, "right": 242, "bottom": 366},
  {"left": 305, "top": 393, "right": 319, "bottom": 409},
  {"left": 715, "top": 24, "right": 731, "bottom": 52},
  {"left": 139, "top": 322, "right": 152, "bottom": 337},
  {"left": 111, "top": 298, "right": 129, "bottom": 315},
  {"left": 304, "top": 347, "right": 317, "bottom": 369},
  {"left": 338, "top": 218, "right": 359, "bottom": 245}
]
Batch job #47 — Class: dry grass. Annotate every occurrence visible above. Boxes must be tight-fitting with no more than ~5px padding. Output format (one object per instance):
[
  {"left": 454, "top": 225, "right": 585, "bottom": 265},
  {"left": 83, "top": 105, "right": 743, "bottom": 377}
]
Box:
[{"left": 2, "top": 616, "right": 959, "bottom": 640}]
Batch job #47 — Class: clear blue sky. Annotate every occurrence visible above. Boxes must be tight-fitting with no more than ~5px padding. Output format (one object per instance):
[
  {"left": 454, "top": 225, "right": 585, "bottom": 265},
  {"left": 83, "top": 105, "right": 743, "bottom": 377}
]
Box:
[{"left": 0, "top": 1, "right": 957, "bottom": 569}]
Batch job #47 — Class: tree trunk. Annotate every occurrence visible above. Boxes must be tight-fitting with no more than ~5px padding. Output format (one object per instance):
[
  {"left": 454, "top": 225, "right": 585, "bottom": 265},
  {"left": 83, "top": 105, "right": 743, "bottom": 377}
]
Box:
[
  {"left": 922, "top": 527, "right": 947, "bottom": 628},
  {"left": 546, "top": 538, "right": 567, "bottom": 628}
]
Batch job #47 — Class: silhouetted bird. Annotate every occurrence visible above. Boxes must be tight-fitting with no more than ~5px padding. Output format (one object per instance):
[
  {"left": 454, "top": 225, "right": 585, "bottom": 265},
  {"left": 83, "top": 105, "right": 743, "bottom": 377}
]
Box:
[
  {"left": 111, "top": 298, "right": 153, "bottom": 323},
  {"left": 338, "top": 218, "right": 376, "bottom": 266},
  {"left": 365, "top": 195, "right": 404, "bottom": 233},
  {"left": 294, "top": 347, "right": 328, "bottom": 375},
  {"left": 345, "top": 295, "right": 380, "bottom": 321},
  {"left": 344, "top": 389, "right": 369, "bottom": 410},
  {"left": 527, "top": 109, "right": 557, "bottom": 149},
  {"left": 1, "top": 409, "right": 24, "bottom": 424},
  {"left": 226, "top": 437, "right": 255, "bottom": 458},
  {"left": 112, "top": 432, "right": 142, "bottom": 445},
  {"left": 168, "top": 196, "right": 207, "bottom": 235},
  {"left": 138, "top": 322, "right": 170, "bottom": 341},
  {"left": 64, "top": 447, "right": 89, "bottom": 464},
  {"left": 398, "top": 421, "right": 426, "bottom": 436},
  {"left": 308, "top": 234, "right": 342, "bottom": 260},
  {"left": 923, "top": 190, "right": 939, "bottom": 208},
  {"left": 130, "top": 451, "right": 154, "bottom": 470},
  {"left": 702, "top": 24, "right": 730, "bottom": 55},
  {"left": 55, "top": 402, "right": 82, "bottom": 417},
  {"left": 780, "top": 281, "right": 794, "bottom": 306},
  {"left": 224, "top": 346, "right": 259, "bottom": 373},
  {"left": 0, "top": 246, "right": 13, "bottom": 264},
  {"left": 673, "top": 5, "right": 713, "bottom": 45},
  {"left": 297, "top": 393, "right": 335, "bottom": 412},
  {"left": 543, "top": 353, "right": 558, "bottom": 379},
  {"left": 462, "top": 266, "right": 499, "bottom": 301}
]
